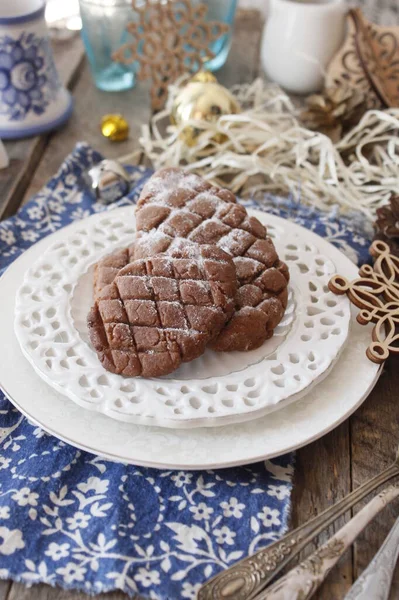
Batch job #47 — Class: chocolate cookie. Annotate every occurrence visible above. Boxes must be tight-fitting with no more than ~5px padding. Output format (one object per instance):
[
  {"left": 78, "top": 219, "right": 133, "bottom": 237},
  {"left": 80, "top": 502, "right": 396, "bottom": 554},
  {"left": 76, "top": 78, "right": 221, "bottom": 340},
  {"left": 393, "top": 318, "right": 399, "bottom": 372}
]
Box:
[
  {"left": 87, "top": 242, "right": 237, "bottom": 377},
  {"left": 135, "top": 168, "right": 289, "bottom": 351},
  {"left": 93, "top": 244, "right": 137, "bottom": 299}
]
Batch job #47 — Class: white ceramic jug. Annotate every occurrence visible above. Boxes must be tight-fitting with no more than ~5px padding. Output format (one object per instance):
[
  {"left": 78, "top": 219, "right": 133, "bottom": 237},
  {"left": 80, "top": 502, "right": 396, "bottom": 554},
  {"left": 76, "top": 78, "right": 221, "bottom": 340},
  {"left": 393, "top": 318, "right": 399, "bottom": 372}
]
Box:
[
  {"left": 261, "top": 0, "right": 346, "bottom": 95},
  {"left": 0, "top": 0, "right": 72, "bottom": 139}
]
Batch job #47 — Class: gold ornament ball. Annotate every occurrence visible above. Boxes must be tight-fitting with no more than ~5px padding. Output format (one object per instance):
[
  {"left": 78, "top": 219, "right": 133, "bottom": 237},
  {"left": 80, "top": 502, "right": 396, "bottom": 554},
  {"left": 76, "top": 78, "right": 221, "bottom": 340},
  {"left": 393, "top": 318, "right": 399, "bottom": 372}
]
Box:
[
  {"left": 171, "top": 73, "right": 241, "bottom": 146},
  {"left": 191, "top": 71, "right": 219, "bottom": 84},
  {"left": 101, "top": 114, "right": 129, "bottom": 142}
]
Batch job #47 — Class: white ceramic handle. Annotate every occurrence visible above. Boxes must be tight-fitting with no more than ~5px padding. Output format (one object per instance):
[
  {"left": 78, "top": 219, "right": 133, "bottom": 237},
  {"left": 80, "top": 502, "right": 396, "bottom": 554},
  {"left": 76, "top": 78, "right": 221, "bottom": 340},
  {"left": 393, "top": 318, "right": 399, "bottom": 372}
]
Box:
[
  {"left": 344, "top": 516, "right": 399, "bottom": 600},
  {"left": 255, "top": 485, "right": 399, "bottom": 600}
]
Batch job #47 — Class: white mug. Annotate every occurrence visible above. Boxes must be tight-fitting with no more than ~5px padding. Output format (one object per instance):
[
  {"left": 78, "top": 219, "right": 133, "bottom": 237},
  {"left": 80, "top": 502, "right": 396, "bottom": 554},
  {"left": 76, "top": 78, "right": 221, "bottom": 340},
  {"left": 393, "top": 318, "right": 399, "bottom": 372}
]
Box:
[
  {"left": 261, "top": 0, "right": 346, "bottom": 95},
  {"left": 0, "top": 0, "right": 72, "bottom": 139}
]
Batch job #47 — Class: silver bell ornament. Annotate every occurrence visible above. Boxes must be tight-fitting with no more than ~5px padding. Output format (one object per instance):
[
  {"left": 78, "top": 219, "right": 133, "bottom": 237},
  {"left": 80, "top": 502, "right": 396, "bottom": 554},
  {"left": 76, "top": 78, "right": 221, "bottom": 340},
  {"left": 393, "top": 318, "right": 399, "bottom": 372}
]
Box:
[{"left": 85, "top": 159, "right": 130, "bottom": 205}]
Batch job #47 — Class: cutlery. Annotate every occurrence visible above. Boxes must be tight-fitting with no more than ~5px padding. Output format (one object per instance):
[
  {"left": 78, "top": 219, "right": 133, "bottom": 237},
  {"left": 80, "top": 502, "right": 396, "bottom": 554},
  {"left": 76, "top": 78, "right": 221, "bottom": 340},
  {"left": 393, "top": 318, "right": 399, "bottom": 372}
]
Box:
[
  {"left": 253, "top": 484, "right": 399, "bottom": 600},
  {"left": 198, "top": 447, "right": 399, "bottom": 600},
  {"left": 344, "top": 515, "right": 399, "bottom": 600}
]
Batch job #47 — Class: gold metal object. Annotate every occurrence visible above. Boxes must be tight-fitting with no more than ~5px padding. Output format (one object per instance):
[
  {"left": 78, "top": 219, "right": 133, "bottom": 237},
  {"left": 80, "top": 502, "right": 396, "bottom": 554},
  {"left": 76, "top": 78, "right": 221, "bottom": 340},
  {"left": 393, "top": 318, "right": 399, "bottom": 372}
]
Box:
[
  {"left": 171, "top": 75, "right": 241, "bottom": 146},
  {"left": 100, "top": 114, "right": 129, "bottom": 142},
  {"left": 191, "top": 70, "right": 218, "bottom": 83}
]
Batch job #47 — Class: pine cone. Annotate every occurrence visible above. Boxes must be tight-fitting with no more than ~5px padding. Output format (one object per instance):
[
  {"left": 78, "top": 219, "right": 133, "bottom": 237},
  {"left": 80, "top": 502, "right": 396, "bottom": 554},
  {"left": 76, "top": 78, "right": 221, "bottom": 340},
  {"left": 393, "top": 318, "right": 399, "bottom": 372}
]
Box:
[
  {"left": 374, "top": 195, "right": 399, "bottom": 258},
  {"left": 300, "top": 85, "right": 369, "bottom": 142}
]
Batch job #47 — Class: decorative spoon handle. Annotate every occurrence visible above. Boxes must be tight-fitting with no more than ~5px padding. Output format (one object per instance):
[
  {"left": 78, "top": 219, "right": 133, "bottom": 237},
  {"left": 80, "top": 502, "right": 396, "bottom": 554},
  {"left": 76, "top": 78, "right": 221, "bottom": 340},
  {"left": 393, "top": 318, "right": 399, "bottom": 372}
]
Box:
[
  {"left": 198, "top": 460, "right": 399, "bottom": 600},
  {"left": 254, "top": 484, "right": 399, "bottom": 600},
  {"left": 344, "top": 516, "right": 399, "bottom": 600}
]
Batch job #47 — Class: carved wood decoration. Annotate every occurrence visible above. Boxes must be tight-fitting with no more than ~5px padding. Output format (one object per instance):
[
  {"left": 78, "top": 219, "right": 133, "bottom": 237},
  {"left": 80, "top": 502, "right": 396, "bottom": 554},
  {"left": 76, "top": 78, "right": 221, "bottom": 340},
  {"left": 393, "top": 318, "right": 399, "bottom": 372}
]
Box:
[
  {"left": 329, "top": 240, "right": 399, "bottom": 364},
  {"left": 326, "top": 8, "right": 399, "bottom": 110},
  {"left": 113, "top": 0, "right": 229, "bottom": 110}
]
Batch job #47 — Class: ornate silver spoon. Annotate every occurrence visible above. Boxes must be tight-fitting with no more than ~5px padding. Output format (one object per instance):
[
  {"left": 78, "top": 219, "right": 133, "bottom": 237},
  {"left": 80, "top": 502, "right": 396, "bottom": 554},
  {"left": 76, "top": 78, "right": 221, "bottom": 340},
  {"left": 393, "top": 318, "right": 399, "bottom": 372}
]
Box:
[
  {"left": 253, "top": 485, "right": 399, "bottom": 600},
  {"left": 198, "top": 447, "right": 399, "bottom": 600}
]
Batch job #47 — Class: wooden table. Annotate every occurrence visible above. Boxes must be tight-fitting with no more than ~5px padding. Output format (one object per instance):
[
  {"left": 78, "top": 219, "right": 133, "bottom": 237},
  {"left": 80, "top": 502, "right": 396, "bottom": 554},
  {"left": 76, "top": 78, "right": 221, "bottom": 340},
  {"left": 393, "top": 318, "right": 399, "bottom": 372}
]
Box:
[{"left": 1, "top": 9, "right": 398, "bottom": 600}]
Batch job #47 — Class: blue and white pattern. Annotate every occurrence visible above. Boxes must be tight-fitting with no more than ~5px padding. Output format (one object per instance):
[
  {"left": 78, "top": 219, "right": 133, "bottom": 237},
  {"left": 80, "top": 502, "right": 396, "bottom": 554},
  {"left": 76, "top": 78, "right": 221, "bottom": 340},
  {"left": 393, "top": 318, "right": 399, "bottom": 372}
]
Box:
[
  {"left": 0, "top": 406, "right": 293, "bottom": 598},
  {"left": 0, "top": 32, "right": 61, "bottom": 121},
  {"left": 0, "top": 143, "right": 372, "bottom": 598}
]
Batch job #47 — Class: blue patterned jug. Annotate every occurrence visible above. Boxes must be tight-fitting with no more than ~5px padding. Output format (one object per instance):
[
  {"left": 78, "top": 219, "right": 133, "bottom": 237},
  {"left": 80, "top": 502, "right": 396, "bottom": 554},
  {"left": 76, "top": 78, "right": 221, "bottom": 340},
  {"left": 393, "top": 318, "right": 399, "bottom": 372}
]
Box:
[{"left": 0, "top": 0, "right": 72, "bottom": 139}]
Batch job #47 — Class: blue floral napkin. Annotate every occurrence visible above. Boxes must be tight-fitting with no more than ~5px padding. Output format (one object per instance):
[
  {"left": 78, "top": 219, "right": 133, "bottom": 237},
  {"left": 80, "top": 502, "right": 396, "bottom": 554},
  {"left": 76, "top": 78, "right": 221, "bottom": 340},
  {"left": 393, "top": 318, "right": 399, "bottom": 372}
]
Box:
[{"left": 0, "top": 143, "right": 371, "bottom": 599}]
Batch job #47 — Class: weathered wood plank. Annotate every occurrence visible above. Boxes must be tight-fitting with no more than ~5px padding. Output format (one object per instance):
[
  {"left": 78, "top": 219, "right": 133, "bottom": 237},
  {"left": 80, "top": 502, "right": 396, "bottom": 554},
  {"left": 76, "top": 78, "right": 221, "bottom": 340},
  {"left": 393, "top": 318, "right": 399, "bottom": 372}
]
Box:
[
  {"left": 291, "top": 358, "right": 399, "bottom": 599},
  {"left": 290, "top": 422, "right": 353, "bottom": 599},
  {"left": 0, "top": 36, "right": 85, "bottom": 221},
  {"left": 0, "top": 580, "right": 11, "bottom": 600},
  {"left": 350, "top": 357, "right": 399, "bottom": 599}
]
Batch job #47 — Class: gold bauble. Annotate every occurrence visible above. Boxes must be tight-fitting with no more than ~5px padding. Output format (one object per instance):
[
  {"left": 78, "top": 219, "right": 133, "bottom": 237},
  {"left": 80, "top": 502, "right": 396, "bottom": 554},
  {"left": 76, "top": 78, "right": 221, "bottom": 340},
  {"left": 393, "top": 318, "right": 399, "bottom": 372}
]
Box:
[
  {"left": 171, "top": 72, "right": 241, "bottom": 146},
  {"left": 191, "top": 71, "right": 218, "bottom": 84},
  {"left": 101, "top": 114, "right": 129, "bottom": 142}
]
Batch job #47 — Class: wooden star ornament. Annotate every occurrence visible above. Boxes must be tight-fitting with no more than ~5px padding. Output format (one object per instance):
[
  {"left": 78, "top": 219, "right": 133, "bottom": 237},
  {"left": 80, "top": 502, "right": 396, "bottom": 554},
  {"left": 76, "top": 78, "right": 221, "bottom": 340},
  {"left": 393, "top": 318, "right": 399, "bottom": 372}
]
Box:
[
  {"left": 113, "top": 0, "right": 229, "bottom": 110},
  {"left": 329, "top": 241, "right": 399, "bottom": 364}
]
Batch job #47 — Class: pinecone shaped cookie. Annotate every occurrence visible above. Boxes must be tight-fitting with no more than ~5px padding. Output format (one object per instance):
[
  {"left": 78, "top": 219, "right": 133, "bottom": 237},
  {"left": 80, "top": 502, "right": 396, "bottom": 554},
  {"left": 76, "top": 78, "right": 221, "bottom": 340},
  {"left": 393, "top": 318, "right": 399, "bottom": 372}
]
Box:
[
  {"left": 88, "top": 242, "right": 237, "bottom": 377},
  {"left": 134, "top": 168, "right": 289, "bottom": 352},
  {"left": 93, "top": 243, "right": 137, "bottom": 299}
]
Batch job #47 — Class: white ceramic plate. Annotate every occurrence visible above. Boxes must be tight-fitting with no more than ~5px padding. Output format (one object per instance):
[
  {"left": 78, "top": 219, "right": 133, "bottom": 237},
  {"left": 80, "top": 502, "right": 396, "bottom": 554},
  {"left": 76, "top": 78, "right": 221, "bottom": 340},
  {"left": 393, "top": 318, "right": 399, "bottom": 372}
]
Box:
[
  {"left": 13, "top": 208, "right": 350, "bottom": 428},
  {"left": 0, "top": 213, "right": 381, "bottom": 469}
]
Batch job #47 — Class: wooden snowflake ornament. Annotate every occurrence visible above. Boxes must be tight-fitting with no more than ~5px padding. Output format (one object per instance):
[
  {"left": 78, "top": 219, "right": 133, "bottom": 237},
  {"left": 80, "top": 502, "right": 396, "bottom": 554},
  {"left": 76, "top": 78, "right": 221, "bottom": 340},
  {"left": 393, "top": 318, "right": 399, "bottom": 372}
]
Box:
[
  {"left": 113, "top": 0, "right": 229, "bottom": 110},
  {"left": 329, "top": 241, "right": 399, "bottom": 364}
]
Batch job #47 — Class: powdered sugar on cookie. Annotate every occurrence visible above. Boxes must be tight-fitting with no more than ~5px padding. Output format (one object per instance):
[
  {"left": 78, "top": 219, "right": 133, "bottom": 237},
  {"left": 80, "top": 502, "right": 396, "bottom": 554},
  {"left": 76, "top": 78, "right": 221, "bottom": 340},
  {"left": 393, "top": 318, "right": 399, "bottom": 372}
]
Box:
[{"left": 135, "top": 168, "right": 289, "bottom": 351}]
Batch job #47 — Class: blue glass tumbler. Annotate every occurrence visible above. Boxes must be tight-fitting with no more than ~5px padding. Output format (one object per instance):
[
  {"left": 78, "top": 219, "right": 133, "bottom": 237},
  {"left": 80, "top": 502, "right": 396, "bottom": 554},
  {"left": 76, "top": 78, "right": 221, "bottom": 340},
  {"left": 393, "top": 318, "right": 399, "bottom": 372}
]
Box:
[
  {"left": 79, "top": 0, "right": 237, "bottom": 91},
  {"left": 78, "top": 0, "right": 136, "bottom": 92},
  {"left": 198, "top": 0, "right": 238, "bottom": 71}
]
